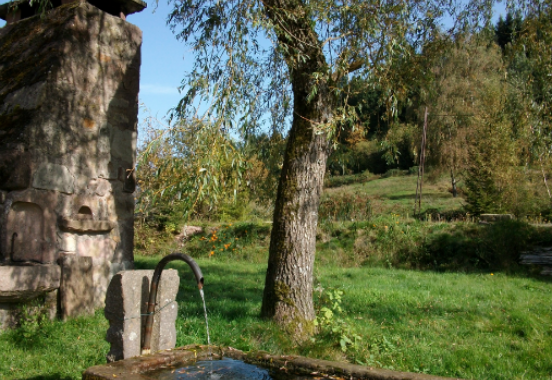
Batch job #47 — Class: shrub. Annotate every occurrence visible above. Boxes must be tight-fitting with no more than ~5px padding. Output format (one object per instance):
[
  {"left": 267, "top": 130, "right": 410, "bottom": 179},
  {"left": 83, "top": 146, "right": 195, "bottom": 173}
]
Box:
[
  {"left": 400, "top": 219, "right": 532, "bottom": 271},
  {"left": 319, "top": 192, "right": 372, "bottom": 222}
]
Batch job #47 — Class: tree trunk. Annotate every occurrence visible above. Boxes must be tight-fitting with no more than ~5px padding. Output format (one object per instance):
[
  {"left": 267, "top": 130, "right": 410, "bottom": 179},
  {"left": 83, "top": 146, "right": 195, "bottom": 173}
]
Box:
[
  {"left": 451, "top": 169, "right": 457, "bottom": 198},
  {"left": 260, "top": 0, "right": 331, "bottom": 339}
]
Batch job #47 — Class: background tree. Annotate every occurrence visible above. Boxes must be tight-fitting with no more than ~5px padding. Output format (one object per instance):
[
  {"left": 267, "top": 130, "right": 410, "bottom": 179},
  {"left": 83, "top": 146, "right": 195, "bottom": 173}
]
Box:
[
  {"left": 162, "top": 0, "right": 496, "bottom": 338},
  {"left": 420, "top": 36, "right": 507, "bottom": 199}
]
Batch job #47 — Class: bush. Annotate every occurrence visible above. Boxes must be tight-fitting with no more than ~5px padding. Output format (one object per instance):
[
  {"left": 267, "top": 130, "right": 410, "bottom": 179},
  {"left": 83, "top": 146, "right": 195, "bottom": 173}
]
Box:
[
  {"left": 319, "top": 192, "right": 372, "bottom": 222},
  {"left": 381, "top": 168, "right": 408, "bottom": 178},
  {"left": 400, "top": 219, "right": 532, "bottom": 271},
  {"left": 324, "top": 170, "right": 375, "bottom": 188}
]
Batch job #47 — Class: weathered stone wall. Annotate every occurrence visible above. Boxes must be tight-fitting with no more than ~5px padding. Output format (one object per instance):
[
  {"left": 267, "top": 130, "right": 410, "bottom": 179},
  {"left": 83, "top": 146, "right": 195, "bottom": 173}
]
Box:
[{"left": 0, "top": 1, "right": 141, "bottom": 324}]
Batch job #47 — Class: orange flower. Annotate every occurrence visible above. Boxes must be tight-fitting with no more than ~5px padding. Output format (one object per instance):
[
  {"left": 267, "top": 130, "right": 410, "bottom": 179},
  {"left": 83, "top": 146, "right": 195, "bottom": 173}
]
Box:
[{"left": 209, "top": 251, "right": 214, "bottom": 256}]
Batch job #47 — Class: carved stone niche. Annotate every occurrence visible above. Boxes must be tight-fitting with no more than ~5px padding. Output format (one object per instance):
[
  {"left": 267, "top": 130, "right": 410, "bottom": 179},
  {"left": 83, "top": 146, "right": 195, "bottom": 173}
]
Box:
[
  {"left": 58, "top": 195, "right": 113, "bottom": 234},
  {"left": 0, "top": 190, "right": 58, "bottom": 264}
]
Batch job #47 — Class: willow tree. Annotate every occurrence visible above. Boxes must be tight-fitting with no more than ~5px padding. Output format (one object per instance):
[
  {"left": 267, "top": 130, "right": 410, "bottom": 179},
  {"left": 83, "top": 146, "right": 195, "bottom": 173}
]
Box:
[{"left": 165, "top": 0, "right": 494, "bottom": 337}]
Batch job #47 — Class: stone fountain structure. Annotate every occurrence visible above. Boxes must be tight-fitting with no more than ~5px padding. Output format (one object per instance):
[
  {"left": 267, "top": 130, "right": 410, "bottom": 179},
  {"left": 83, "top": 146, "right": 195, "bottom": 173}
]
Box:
[{"left": 0, "top": 0, "right": 146, "bottom": 328}]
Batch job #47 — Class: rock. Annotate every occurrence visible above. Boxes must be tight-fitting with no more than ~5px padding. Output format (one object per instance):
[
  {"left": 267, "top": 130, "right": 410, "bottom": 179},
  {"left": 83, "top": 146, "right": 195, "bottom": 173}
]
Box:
[
  {"left": 0, "top": 151, "right": 33, "bottom": 191},
  {"left": 90, "top": 178, "right": 112, "bottom": 197},
  {"left": 76, "top": 237, "right": 117, "bottom": 261},
  {"left": 60, "top": 254, "right": 94, "bottom": 320},
  {"left": 0, "top": 265, "right": 61, "bottom": 302},
  {"left": 105, "top": 269, "right": 180, "bottom": 362},
  {"left": 176, "top": 226, "right": 204, "bottom": 243},
  {"left": 59, "top": 217, "right": 113, "bottom": 233},
  {"left": 58, "top": 232, "right": 77, "bottom": 253},
  {"left": 32, "top": 163, "right": 75, "bottom": 194},
  {"left": 91, "top": 258, "right": 112, "bottom": 309}
]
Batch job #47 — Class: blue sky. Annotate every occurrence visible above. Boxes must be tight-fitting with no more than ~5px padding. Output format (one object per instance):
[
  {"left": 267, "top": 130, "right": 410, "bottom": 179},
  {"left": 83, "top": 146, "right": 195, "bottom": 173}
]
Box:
[{"left": 129, "top": 2, "right": 192, "bottom": 124}]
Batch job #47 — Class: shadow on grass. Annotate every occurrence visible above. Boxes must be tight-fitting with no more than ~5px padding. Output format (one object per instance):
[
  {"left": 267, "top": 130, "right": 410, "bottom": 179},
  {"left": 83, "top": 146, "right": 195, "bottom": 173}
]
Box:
[
  {"left": 134, "top": 256, "right": 266, "bottom": 322},
  {"left": 24, "top": 376, "right": 73, "bottom": 380},
  {"left": 387, "top": 192, "right": 452, "bottom": 200}
]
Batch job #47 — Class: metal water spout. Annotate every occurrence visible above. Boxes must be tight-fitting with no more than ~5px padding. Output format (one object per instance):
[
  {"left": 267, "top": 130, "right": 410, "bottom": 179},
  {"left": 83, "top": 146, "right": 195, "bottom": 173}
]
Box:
[{"left": 141, "top": 252, "right": 204, "bottom": 355}]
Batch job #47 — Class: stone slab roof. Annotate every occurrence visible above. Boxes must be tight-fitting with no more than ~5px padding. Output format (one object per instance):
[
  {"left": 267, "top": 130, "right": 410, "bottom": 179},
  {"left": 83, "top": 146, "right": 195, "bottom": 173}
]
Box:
[{"left": 0, "top": 0, "right": 147, "bottom": 21}]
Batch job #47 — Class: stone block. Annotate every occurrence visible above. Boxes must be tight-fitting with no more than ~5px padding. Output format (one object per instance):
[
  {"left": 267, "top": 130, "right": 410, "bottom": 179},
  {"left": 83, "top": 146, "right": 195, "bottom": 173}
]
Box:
[
  {"left": 59, "top": 217, "right": 113, "bottom": 233},
  {"left": 1, "top": 82, "right": 46, "bottom": 112},
  {"left": 58, "top": 232, "right": 77, "bottom": 252},
  {"left": 0, "top": 265, "right": 61, "bottom": 302},
  {"left": 105, "top": 269, "right": 180, "bottom": 362},
  {"left": 77, "top": 237, "right": 117, "bottom": 261},
  {"left": 60, "top": 254, "right": 94, "bottom": 320},
  {"left": 32, "top": 163, "right": 74, "bottom": 194},
  {"left": 110, "top": 128, "right": 137, "bottom": 161},
  {"left": 109, "top": 260, "right": 133, "bottom": 276},
  {"left": 1, "top": 189, "right": 59, "bottom": 263},
  {"left": 0, "top": 150, "right": 33, "bottom": 191},
  {"left": 88, "top": 178, "right": 112, "bottom": 197},
  {"left": 92, "top": 258, "right": 111, "bottom": 309}
]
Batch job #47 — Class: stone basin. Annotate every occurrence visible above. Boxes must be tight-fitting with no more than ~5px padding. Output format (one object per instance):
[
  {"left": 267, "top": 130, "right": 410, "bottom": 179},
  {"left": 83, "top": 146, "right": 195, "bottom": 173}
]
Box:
[{"left": 83, "top": 345, "right": 464, "bottom": 380}]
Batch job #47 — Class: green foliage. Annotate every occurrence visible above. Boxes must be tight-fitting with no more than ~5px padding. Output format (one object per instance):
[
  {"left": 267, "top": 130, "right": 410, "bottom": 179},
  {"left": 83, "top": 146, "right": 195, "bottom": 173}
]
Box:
[
  {"left": 495, "top": 11, "right": 524, "bottom": 50},
  {"left": 313, "top": 287, "right": 362, "bottom": 353},
  {"left": 463, "top": 149, "right": 504, "bottom": 215},
  {"left": 17, "top": 298, "right": 48, "bottom": 339},
  {"left": 244, "top": 132, "right": 286, "bottom": 206},
  {"left": 319, "top": 191, "right": 372, "bottom": 222},
  {"left": 137, "top": 117, "right": 248, "bottom": 222},
  {"left": 324, "top": 170, "right": 375, "bottom": 189}
]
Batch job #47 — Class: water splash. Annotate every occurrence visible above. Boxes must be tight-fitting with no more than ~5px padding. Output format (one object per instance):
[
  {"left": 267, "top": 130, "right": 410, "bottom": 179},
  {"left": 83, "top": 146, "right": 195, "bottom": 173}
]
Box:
[{"left": 199, "top": 288, "right": 212, "bottom": 359}]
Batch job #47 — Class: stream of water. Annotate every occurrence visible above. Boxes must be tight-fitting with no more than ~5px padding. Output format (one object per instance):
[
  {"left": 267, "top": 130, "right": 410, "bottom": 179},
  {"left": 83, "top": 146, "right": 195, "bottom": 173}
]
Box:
[{"left": 199, "top": 288, "right": 212, "bottom": 358}]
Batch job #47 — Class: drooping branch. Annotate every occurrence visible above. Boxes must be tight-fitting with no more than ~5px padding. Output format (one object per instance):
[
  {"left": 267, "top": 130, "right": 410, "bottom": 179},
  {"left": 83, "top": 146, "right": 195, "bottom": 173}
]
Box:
[{"left": 331, "top": 58, "right": 365, "bottom": 82}]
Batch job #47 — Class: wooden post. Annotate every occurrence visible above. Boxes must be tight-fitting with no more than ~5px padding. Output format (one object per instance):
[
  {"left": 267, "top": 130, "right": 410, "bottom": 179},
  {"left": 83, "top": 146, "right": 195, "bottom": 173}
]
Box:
[{"left": 414, "top": 107, "right": 428, "bottom": 215}]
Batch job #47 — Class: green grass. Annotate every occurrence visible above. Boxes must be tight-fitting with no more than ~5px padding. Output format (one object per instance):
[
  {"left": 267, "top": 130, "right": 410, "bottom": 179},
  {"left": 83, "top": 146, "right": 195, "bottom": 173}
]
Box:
[
  {"left": 0, "top": 311, "right": 109, "bottom": 380},
  {"left": 323, "top": 173, "right": 464, "bottom": 217},
  {"left": 3, "top": 255, "right": 550, "bottom": 380}
]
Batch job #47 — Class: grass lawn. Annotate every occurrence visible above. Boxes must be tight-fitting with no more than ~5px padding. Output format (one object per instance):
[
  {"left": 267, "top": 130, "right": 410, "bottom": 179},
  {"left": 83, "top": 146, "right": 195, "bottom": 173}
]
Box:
[
  {"left": 323, "top": 173, "right": 465, "bottom": 216},
  {"left": 2, "top": 254, "right": 551, "bottom": 380}
]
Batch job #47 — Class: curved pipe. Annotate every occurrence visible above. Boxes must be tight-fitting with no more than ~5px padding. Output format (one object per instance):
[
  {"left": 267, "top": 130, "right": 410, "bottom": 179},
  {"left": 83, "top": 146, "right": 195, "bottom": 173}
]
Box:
[{"left": 141, "top": 252, "right": 204, "bottom": 354}]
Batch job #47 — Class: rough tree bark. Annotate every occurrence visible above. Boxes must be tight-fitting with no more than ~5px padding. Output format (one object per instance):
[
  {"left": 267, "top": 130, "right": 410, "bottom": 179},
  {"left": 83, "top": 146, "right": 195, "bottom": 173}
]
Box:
[{"left": 260, "top": 0, "right": 332, "bottom": 338}]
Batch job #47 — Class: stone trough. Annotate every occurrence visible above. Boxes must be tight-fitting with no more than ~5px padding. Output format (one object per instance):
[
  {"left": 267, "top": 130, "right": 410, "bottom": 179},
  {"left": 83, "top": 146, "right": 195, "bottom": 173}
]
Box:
[{"left": 83, "top": 345, "right": 465, "bottom": 380}]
